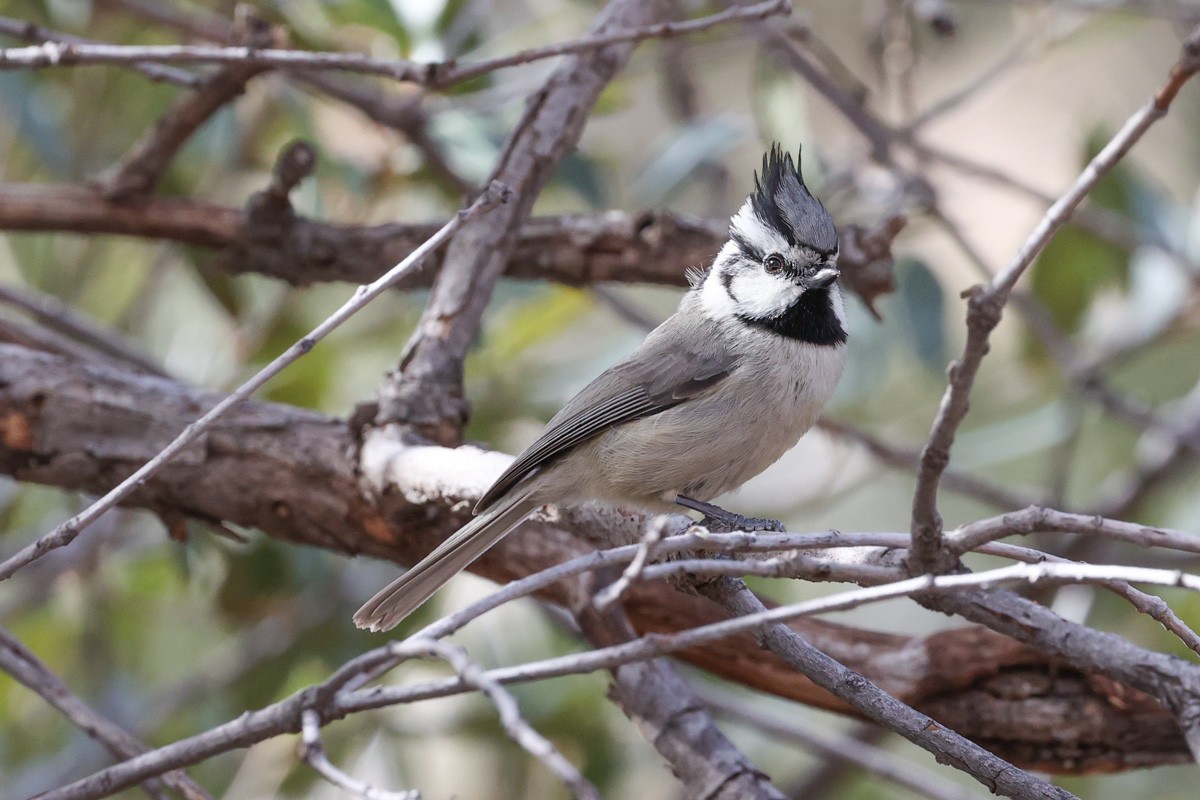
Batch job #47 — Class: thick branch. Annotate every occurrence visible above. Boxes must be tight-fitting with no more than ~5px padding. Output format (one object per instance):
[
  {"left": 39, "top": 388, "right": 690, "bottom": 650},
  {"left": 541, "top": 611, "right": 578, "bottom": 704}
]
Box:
[
  {"left": 377, "top": 0, "right": 673, "bottom": 440},
  {"left": 0, "top": 344, "right": 1187, "bottom": 772}
]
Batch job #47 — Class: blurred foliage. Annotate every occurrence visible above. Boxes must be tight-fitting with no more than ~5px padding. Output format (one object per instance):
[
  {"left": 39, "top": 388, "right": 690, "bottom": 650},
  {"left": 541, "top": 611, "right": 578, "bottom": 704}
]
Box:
[{"left": 1, "top": 1, "right": 1200, "bottom": 799}]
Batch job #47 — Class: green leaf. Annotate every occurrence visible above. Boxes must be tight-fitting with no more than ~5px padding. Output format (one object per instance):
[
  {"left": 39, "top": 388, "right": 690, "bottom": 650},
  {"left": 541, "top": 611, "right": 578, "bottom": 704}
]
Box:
[
  {"left": 1029, "top": 224, "right": 1127, "bottom": 332},
  {"left": 895, "top": 258, "right": 946, "bottom": 371},
  {"left": 1029, "top": 128, "right": 1142, "bottom": 334}
]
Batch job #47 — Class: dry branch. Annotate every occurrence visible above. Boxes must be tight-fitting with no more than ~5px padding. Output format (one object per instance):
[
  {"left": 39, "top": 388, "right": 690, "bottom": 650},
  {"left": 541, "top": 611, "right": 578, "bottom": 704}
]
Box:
[
  {"left": 909, "top": 26, "right": 1200, "bottom": 574},
  {"left": 0, "top": 183, "right": 509, "bottom": 581},
  {"left": 0, "top": 627, "right": 210, "bottom": 800},
  {"left": 0, "top": 1, "right": 788, "bottom": 89},
  {"left": 374, "top": 0, "right": 677, "bottom": 442},
  {"left": 0, "top": 344, "right": 1188, "bottom": 772}
]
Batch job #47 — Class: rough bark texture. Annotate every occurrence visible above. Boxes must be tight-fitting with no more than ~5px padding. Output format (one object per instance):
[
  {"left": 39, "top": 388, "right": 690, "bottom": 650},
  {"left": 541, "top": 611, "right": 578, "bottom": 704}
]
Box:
[{"left": 0, "top": 344, "right": 1188, "bottom": 772}]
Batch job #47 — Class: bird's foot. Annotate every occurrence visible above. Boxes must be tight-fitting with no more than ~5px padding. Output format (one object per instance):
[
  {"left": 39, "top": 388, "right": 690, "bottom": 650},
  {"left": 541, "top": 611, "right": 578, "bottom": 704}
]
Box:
[{"left": 674, "top": 495, "right": 785, "bottom": 533}]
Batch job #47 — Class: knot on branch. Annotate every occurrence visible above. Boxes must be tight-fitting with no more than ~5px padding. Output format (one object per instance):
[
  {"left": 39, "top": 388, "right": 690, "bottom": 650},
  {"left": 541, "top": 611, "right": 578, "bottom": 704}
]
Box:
[
  {"left": 372, "top": 374, "right": 470, "bottom": 447},
  {"left": 245, "top": 140, "right": 318, "bottom": 237},
  {"left": 963, "top": 285, "right": 1004, "bottom": 333}
]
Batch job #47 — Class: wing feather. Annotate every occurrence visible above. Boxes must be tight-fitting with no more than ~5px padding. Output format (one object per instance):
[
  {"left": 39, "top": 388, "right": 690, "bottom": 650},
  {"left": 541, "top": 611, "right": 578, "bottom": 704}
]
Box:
[{"left": 476, "top": 319, "right": 735, "bottom": 511}]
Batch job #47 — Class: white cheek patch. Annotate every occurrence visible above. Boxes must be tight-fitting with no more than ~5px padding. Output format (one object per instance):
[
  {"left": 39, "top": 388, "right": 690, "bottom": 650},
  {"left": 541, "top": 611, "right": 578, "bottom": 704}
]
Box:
[
  {"left": 729, "top": 270, "right": 802, "bottom": 318},
  {"left": 700, "top": 270, "right": 738, "bottom": 318},
  {"left": 699, "top": 243, "right": 742, "bottom": 319}
]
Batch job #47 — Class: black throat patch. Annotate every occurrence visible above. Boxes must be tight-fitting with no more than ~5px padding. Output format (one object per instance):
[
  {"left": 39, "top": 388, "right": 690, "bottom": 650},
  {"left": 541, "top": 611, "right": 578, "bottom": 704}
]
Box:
[{"left": 737, "top": 288, "right": 847, "bottom": 346}]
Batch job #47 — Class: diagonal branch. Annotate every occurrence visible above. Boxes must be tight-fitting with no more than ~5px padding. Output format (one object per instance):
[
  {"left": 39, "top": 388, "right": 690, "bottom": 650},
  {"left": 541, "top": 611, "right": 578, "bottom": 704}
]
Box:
[
  {"left": 1, "top": 343, "right": 1187, "bottom": 770},
  {"left": 374, "top": 0, "right": 676, "bottom": 441},
  {"left": 695, "top": 578, "right": 1074, "bottom": 800},
  {"left": 909, "top": 26, "right": 1200, "bottom": 574},
  {"left": 93, "top": 8, "right": 280, "bottom": 201},
  {"left": 0, "top": 184, "right": 509, "bottom": 581},
  {"left": 0, "top": 627, "right": 211, "bottom": 800}
]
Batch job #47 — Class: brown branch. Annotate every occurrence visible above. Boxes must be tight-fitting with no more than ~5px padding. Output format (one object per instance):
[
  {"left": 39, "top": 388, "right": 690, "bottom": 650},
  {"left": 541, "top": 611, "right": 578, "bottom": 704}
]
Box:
[
  {"left": 572, "top": 592, "right": 787, "bottom": 800},
  {"left": 375, "top": 0, "right": 675, "bottom": 442},
  {"left": 0, "top": 626, "right": 211, "bottom": 800},
  {"left": 0, "top": 182, "right": 900, "bottom": 311},
  {"left": 93, "top": 8, "right": 281, "bottom": 201},
  {"left": 695, "top": 577, "right": 1073, "bottom": 800},
  {"left": 0, "top": 284, "right": 167, "bottom": 376},
  {"left": 0, "top": 344, "right": 1188, "bottom": 772},
  {"left": 909, "top": 26, "right": 1200, "bottom": 574}
]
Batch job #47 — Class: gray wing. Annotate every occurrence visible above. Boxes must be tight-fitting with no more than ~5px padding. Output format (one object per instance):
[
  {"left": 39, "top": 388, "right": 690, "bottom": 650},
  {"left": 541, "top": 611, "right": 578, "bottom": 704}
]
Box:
[{"left": 476, "top": 313, "right": 736, "bottom": 511}]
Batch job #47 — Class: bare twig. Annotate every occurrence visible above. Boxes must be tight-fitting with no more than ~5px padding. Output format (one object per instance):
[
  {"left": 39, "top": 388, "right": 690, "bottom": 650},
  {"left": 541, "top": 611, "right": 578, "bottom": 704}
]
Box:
[
  {"left": 573, "top": 590, "right": 787, "bottom": 800},
  {"left": 298, "top": 710, "right": 416, "bottom": 800},
  {"left": 402, "top": 639, "right": 600, "bottom": 800},
  {"left": 0, "top": 182, "right": 510, "bottom": 581},
  {"left": 0, "top": 284, "right": 167, "bottom": 376},
  {"left": 593, "top": 514, "right": 668, "bottom": 610},
  {"left": 0, "top": 1, "right": 790, "bottom": 89},
  {"left": 947, "top": 505, "right": 1200, "bottom": 558},
  {"left": 0, "top": 627, "right": 210, "bottom": 800},
  {"left": 909, "top": 27, "right": 1200, "bottom": 574},
  {"left": 694, "top": 683, "right": 984, "bottom": 800},
  {"left": 34, "top": 532, "right": 1200, "bottom": 800},
  {"left": 95, "top": 7, "right": 280, "bottom": 201},
  {"left": 0, "top": 15, "right": 198, "bottom": 86},
  {"left": 695, "top": 577, "right": 1075, "bottom": 800}
]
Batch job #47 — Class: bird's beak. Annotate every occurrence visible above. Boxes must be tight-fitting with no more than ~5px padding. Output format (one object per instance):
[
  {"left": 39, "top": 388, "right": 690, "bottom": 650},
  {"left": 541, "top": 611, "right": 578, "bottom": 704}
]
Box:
[{"left": 805, "top": 267, "right": 840, "bottom": 290}]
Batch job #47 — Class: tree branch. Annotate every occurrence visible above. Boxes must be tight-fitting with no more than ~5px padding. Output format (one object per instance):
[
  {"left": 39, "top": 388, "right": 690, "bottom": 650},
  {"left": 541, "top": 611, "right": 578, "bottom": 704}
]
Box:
[
  {"left": 0, "top": 1, "right": 789, "bottom": 89},
  {"left": 374, "top": 0, "right": 676, "bottom": 441},
  {"left": 0, "top": 627, "right": 211, "bottom": 800},
  {"left": 0, "top": 184, "right": 509, "bottom": 580},
  {"left": 909, "top": 26, "right": 1200, "bottom": 574},
  {"left": 0, "top": 344, "right": 1188, "bottom": 771}
]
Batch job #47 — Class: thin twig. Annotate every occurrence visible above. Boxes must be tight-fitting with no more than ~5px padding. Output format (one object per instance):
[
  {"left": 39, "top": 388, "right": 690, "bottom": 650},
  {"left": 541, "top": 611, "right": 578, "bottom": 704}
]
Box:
[
  {"left": 0, "top": 1, "right": 790, "bottom": 89},
  {"left": 593, "top": 514, "right": 668, "bottom": 609},
  {"left": 0, "top": 627, "right": 211, "bottom": 800},
  {"left": 0, "top": 182, "right": 510, "bottom": 582},
  {"left": 405, "top": 639, "right": 600, "bottom": 800},
  {"left": 909, "top": 26, "right": 1200, "bottom": 573},
  {"left": 694, "top": 683, "right": 984, "bottom": 800},
  {"left": 95, "top": 7, "right": 280, "bottom": 201},
  {"left": 947, "top": 505, "right": 1200, "bottom": 557},
  {"left": 0, "top": 284, "right": 167, "bottom": 376},
  {"left": 0, "top": 15, "right": 199, "bottom": 86},
  {"left": 43, "top": 551, "right": 1200, "bottom": 800},
  {"left": 298, "top": 710, "right": 417, "bottom": 800}
]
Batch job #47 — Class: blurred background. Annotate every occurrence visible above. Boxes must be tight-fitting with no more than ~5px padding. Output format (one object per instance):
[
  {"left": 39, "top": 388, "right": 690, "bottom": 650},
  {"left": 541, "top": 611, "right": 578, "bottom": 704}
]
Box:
[{"left": 2, "top": 0, "right": 1200, "bottom": 797}]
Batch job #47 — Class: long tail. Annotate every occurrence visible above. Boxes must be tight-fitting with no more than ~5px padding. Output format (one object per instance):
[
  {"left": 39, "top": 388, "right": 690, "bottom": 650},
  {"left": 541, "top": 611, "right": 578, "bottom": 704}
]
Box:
[{"left": 353, "top": 488, "right": 540, "bottom": 632}]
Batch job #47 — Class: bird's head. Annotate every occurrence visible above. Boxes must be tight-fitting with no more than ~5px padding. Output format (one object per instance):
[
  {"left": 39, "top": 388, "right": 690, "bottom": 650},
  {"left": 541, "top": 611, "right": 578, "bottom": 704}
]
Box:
[{"left": 695, "top": 145, "right": 842, "bottom": 334}]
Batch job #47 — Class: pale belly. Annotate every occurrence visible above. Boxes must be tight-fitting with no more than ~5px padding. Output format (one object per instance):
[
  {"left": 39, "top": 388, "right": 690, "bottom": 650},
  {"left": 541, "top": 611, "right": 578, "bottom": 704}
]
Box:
[{"left": 569, "top": 339, "right": 845, "bottom": 506}]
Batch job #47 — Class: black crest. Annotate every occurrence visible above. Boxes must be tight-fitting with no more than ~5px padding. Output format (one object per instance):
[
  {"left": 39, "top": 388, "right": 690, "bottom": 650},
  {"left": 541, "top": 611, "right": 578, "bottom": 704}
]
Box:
[{"left": 749, "top": 145, "right": 838, "bottom": 254}]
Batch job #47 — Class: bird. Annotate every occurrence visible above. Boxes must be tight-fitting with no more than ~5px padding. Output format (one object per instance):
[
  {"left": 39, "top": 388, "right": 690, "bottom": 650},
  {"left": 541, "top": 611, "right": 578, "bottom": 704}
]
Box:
[{"left": 355, "top": 144, "right": 847, "bottom": 632}]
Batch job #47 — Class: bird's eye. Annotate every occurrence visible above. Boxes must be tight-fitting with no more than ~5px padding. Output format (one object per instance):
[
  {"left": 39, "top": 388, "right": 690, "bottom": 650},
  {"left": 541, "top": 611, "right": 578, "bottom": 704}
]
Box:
[{"left": 764, "top": 254, "right": 785, "bottom": 274}]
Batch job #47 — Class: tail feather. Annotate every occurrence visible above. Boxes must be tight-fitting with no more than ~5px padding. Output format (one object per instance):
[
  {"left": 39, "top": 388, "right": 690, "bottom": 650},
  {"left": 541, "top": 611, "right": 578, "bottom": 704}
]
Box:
[{"left": 353, "top": 490, "right": 540, "bottom": 632}]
